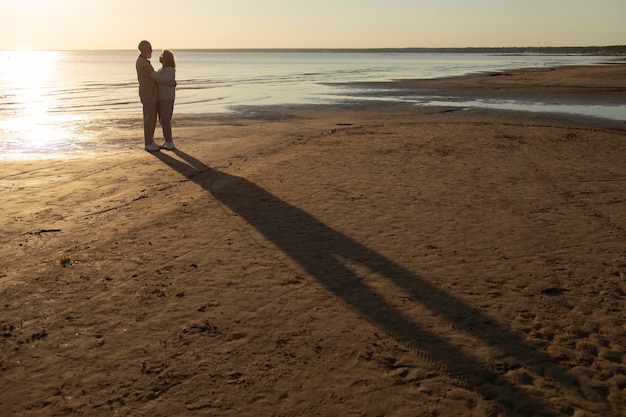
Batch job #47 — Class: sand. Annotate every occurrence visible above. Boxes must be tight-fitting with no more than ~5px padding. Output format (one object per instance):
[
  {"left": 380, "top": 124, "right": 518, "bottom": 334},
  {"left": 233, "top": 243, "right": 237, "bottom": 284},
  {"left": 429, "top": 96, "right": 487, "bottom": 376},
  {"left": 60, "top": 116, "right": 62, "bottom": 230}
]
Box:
[{"left": 1, "top": 65, "right": 625, "bottom": 416}]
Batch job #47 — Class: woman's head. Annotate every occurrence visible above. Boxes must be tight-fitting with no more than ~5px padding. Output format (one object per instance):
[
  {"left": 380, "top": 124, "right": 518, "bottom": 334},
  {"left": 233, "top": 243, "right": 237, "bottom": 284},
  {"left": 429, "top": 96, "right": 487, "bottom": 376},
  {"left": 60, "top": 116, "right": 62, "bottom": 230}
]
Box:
[{"left": 159, "top": 50, "right": 176, "bottom": 68}]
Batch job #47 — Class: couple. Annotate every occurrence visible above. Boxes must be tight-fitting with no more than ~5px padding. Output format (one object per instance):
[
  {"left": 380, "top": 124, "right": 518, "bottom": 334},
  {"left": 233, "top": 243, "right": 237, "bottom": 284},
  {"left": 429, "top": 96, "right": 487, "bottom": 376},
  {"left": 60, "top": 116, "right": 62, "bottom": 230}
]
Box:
[{"left": 136, "top": 40, "right": 177, "bottom": 152}]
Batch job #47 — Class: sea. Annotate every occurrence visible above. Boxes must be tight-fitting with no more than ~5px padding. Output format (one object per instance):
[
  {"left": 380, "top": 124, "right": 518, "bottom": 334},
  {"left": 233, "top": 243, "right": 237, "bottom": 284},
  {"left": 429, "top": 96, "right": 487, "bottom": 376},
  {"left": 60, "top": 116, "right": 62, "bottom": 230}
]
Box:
[{"left": 0, "top": 50, "right": 624, "bottom": 158}]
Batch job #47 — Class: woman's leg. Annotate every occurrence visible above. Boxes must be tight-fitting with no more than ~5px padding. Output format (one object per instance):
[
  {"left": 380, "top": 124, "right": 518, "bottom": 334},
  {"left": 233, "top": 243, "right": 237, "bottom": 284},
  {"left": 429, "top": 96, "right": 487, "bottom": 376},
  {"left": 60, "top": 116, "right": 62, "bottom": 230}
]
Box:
[{"left": 158, "top": 100, "right": 174, "bottom": 142}]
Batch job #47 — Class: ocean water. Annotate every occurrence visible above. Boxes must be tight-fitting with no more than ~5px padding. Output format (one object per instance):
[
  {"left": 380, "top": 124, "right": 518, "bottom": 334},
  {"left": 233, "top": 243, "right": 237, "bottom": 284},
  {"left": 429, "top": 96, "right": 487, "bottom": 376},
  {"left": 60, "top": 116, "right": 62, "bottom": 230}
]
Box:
[{"left": 0, "top": 50, "right": 623, "bottom": 158}]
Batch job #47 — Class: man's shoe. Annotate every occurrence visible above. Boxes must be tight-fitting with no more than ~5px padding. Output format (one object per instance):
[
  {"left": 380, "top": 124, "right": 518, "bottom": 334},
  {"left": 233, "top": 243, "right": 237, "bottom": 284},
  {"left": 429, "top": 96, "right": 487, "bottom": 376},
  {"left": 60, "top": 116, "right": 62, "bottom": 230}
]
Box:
[
  {"left": 160, "top": 142, "right": 175, "bottom": 150},
  {"left": 145, "top": 143, "right": 160, "bottom": 152}
]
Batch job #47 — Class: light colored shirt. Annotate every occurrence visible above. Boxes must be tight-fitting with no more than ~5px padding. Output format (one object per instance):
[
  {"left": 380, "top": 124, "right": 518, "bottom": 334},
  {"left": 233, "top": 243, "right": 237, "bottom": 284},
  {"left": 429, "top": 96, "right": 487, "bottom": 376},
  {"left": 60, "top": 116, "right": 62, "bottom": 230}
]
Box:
[{"left": 154, "top": 67, "right": 176, "bottom": 101}]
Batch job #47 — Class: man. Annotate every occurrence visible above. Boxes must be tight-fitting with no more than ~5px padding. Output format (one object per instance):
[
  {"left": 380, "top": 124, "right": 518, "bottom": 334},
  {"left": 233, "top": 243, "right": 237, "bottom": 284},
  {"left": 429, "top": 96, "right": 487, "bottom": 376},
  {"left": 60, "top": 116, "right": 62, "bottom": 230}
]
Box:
[{"left": 136, "top": 40, "right": 168, "bottom": 151}]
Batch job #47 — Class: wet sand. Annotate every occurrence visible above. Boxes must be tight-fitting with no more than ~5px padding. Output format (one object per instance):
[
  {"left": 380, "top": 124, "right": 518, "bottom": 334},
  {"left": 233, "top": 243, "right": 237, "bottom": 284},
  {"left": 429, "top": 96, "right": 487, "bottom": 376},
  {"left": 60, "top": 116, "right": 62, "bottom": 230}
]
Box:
[
  {"left": 354, "top": 63, "right": 626, "bottom": 103},
  {"left": 1, "top": 65, "right": 625, "bottom": 416}
]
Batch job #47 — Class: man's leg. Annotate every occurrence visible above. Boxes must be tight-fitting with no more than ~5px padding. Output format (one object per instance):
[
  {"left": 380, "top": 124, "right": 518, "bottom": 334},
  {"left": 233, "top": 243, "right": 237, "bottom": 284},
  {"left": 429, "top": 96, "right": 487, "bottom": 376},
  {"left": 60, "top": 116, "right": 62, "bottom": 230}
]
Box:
[{"left": 143, "top": 102, "right": 158, "bottom": 145}]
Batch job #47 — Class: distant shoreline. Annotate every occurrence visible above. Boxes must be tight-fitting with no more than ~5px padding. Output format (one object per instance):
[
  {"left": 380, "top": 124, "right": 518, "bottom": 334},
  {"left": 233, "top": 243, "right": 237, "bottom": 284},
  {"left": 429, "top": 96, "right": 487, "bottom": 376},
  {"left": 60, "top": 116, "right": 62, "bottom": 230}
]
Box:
[
  {"left": 173, "top": 46, "right": 626, "bottom": 55},
  {"left": 333, "top": 64, "right": 626, "bottom": 116},
  {"left": 13, "top": 45, "right": 626, "bottom": 55}
]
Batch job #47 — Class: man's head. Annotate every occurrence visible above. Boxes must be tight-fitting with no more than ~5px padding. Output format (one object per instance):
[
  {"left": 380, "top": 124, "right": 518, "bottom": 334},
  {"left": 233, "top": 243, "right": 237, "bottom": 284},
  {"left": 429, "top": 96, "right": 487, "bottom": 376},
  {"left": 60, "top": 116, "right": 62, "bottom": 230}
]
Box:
[{"left": 138, "top": 40, "right": 152, "bottom": 59}]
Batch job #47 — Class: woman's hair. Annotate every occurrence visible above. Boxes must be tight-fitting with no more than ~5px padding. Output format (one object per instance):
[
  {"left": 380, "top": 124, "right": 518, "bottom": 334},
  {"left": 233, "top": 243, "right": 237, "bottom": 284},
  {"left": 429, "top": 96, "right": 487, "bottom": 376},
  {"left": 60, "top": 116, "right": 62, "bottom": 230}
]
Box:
[{"left": 160, "top": 50, "right": 176, "bottom": 68}]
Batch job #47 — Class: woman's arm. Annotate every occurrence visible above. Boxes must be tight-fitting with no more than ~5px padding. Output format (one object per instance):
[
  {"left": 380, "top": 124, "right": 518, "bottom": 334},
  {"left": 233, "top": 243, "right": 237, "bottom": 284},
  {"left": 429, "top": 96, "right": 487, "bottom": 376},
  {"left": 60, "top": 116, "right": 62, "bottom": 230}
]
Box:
[{"left": 151, "top": 68, "right": 176, "bottom": 87}]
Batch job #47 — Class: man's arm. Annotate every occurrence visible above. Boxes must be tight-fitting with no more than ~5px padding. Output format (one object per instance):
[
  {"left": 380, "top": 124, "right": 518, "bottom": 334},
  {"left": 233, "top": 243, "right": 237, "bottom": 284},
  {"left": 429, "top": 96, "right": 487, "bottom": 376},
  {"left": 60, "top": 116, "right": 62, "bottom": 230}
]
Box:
[{"left": 151, "top": 70, "right": 177, "bottom": 87}]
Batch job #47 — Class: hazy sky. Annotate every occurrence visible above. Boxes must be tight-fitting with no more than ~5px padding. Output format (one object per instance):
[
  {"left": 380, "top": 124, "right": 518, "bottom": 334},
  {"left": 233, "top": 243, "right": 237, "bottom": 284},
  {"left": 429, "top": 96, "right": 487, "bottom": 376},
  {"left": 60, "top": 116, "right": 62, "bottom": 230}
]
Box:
[{"left": 1, "top": 0, "right": 624, "bottom": 50}]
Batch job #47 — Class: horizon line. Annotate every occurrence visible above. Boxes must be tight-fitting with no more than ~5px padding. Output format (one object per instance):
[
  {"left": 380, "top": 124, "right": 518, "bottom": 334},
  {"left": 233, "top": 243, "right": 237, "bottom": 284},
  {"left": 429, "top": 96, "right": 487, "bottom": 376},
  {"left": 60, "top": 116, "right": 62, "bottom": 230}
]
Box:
[{"left": 2, "top": 45, "right": 625, "bottom": 53}]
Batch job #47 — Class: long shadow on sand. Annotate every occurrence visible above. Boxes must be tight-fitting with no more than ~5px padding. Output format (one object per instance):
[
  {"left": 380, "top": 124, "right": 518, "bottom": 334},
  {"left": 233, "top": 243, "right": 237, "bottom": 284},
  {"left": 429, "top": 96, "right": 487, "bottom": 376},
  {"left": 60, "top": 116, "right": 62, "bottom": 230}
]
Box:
[{"left": 153, "top": 149, "right": 590, "bottom": 416}]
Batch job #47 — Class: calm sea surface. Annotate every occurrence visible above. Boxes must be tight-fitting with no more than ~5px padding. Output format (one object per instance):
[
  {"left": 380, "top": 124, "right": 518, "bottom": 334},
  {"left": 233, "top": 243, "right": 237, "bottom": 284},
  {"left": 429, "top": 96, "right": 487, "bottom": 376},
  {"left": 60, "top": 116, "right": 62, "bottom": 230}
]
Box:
[{"left": 0, "top": 50, "right": 623, "bottom": 158}]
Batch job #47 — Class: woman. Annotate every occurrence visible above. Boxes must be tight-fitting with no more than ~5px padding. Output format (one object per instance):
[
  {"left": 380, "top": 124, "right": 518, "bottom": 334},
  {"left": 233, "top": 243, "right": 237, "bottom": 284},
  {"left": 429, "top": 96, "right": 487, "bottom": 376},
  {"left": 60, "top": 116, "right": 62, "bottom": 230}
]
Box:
[{"left": 152, "top": 50, "right": 177, "bottom": 150}]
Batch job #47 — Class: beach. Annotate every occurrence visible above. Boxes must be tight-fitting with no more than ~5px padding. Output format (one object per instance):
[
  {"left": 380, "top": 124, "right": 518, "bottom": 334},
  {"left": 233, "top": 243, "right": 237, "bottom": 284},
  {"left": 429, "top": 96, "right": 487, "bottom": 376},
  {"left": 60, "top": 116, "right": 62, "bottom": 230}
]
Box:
[
  {"left": 358, "top": 63, "right": 626, "bottom": 103},
  {"left": 1, "top": 65, "right": 625, "bottom": 416}
]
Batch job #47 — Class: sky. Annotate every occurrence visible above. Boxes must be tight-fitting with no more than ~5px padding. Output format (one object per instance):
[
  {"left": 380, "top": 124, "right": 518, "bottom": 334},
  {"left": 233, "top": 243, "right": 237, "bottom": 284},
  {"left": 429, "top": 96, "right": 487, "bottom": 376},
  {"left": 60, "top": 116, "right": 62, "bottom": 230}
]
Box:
[{"left": 1, "top": 0, "right": 625, "bottom": 50}]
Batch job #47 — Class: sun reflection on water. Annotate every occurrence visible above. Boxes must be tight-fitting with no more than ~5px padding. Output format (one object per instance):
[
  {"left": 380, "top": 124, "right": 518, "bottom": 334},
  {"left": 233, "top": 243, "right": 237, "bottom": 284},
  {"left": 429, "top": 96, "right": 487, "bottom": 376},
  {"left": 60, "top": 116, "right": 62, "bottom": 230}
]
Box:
[
  {"left": 0, "top": 114, "right": 88, "bottom": 159},
  {"left": 2, "top": 51, "right": 60, "bottom": 113},
  {"left": 0, "top": 50, "right": 83, "bottom": 157}
]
